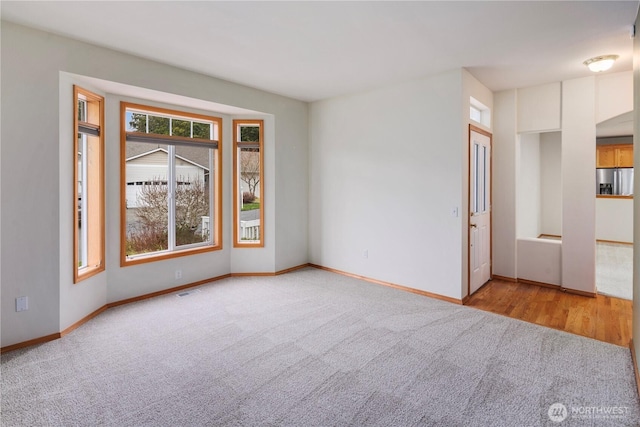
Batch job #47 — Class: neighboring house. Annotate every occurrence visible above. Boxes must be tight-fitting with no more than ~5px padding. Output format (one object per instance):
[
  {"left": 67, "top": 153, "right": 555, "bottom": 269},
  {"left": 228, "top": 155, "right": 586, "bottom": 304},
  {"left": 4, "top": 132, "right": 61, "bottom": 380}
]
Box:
[{"left": 125, "top": 142, "right": 209, "bottom": 208}]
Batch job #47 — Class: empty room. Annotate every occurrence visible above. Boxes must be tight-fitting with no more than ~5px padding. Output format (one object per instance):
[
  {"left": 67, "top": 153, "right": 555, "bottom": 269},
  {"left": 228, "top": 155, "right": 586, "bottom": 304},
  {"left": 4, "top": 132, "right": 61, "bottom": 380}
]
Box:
[{"left": 2, "top": 2, "right": 640, "bottom": 426}]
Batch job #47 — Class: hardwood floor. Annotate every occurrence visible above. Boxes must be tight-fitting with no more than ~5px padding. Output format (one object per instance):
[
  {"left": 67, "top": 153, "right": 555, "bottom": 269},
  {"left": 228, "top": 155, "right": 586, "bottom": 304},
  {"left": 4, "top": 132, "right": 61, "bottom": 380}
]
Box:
[{"left": 466, "top": 278, "right": 632, "bottom": 347}]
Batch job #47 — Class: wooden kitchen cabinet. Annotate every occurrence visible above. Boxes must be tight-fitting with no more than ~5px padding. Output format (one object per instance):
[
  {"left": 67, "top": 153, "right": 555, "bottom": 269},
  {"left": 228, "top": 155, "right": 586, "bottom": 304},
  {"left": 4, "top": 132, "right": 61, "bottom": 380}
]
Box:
[
  {"left": 596, "top": 145, "right": 616, "bottom": 168},
  {"left": 617, "top": 145, "right": 634, "bottom": 167},
  {"left": 596, "top": 144, "right": 633, "bottom": 168}
]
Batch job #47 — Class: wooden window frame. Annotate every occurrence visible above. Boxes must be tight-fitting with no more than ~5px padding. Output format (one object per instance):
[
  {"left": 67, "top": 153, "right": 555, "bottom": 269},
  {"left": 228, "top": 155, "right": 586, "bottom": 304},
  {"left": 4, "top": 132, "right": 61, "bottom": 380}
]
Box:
[
  {"left": 233, "top": 119, "right": 264, "bottom": 248},
  {"left": 120, "top": 102, "right": 223, "bottom": 266},
  {"left": 74, "top": 86, "right": 105, "bottom": 283}
]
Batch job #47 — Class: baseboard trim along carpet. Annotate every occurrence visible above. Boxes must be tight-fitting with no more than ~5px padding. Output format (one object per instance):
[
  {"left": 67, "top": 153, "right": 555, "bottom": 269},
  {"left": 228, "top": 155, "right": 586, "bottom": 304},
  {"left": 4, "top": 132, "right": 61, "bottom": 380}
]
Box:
[
  {"left": 107, "top": 274, "right": 234, "bottom": 308},
  {"left": 0, "top": 332, "right": 62, "bottom": 354},
  {"left": 597, "top": 239, "right": 633, "bottom": 245},
  {"left": 308, "top": 264, "right": 463, "bottom": 305},
  {"left": 0, "top": 265, "right": 311, "bottom": 354},
  {"left": 60, "top": 305, "right": 109, "bottom": 338},
  {"left": 230, "top": 263, "right": 311, "bottom": 277}
]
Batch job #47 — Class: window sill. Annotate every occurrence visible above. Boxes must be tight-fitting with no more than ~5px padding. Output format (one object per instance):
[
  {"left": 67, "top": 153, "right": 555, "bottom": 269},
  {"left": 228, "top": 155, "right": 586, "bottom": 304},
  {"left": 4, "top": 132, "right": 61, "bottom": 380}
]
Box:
[
  {"left": 75, "top": 264, "right": 105, "bottom": 284},
  {"left": 596, "top": 195, "right": 633, "bottom": 199},
  {"left": 121, "top": 244, "right": 221, "bottom": 267}
]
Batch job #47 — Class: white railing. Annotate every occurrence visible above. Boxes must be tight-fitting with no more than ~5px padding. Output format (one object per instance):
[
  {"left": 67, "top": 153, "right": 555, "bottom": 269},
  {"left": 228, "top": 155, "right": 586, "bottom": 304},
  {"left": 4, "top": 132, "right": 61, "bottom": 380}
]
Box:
[
  {"left": 240, "top": 219, "right": 260, "bottom": 241},
  {"left": 201, "top": 217, "right": 260, "bottom": 241},
  {"left": 201, "top": 216, "right": 210, "bottom": 238}
]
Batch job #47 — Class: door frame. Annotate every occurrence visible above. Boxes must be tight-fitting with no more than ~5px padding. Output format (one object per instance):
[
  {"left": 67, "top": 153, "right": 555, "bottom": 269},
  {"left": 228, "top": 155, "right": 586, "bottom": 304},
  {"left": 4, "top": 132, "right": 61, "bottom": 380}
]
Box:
[{"left": 467, "top": 124, "right": 493, "bottom": 297}]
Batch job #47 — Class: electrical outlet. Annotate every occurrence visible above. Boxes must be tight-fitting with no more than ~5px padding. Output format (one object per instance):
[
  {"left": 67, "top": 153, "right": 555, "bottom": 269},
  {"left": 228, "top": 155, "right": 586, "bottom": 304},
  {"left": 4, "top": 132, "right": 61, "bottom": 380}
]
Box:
[
  {"left": 363, "top": 250, "right": 369, "bottom": 259},
  {"left": 16, "top": 296, "right": 28, "bottom": 312},
  {"left": 175, "top": 269, "right": 182, "bottom": 280}
]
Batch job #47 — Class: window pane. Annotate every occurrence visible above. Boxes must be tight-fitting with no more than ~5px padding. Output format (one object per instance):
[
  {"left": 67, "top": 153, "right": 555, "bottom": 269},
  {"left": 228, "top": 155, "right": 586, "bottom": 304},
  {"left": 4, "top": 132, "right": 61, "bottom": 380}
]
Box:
[
  {"left": 148, "top": 115, "right": 170, "bottom": 135},
  {"left": 78, "top": 99, "right": 87, "bottom": 122},
  {"left": 172, "top": 119, "right": 191, "bottom": 137},
  {"left": 470, "top": 105, "right": 481, "bottom": 123},
  {"left": 77, "top": 133, "right": 87, "bottom": 268},
  {"left": 85, "top": 134, "right": 102, "bottom": 266},
  {"left": 125, "top": 142, "right": 170, "bottom": 256},
  {"left": 482, "top": 145, "right": 488, "bottom": 212},
  {"left": 128, "top": 112, "right": 147, "bottom": 132},
  {"left": 175, "top": 145, "right": 212, "bottom": 247},
  {"left": 240, "top": 125, "right": 260, "bottom": 142},
  {"left": 192, "top": 122, "right": 211, "bottom": 139},
  {"left": 473, "top": 143, "right": 479, "bottom": 214},
  {"left": 239, "top": 147, "right": 260, "bottom": 242}
]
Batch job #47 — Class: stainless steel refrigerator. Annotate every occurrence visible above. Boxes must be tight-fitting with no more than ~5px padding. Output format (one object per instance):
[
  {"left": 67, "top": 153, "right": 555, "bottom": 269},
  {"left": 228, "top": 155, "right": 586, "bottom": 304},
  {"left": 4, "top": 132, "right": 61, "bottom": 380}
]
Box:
[{"left": 596, "top": 168, "right": 634, "bottom": 195}]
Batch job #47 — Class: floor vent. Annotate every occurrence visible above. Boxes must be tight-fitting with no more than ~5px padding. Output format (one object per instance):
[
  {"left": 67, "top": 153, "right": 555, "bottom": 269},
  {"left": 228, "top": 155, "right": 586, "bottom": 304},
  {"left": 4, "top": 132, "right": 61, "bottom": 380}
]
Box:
[{"left": 176, "top": 289, "right": 201, "bottom": 298}]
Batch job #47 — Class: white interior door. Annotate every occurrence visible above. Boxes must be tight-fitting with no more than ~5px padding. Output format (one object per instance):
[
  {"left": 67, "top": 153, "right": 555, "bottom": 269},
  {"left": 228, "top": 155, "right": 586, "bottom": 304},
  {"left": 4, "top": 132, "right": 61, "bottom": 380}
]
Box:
[{"left": 469, "top": 128, "right": 492, "bottom": 294}]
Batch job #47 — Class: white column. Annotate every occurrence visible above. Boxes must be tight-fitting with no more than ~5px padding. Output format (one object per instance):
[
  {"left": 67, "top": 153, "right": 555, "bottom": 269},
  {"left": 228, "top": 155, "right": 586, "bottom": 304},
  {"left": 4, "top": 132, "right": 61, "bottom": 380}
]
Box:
[
  {"left": 561, "top": 77, "right": 596, "bottom": 294},
  {"left": 492, "top": 90, "right": 518, "bottom": 279}
]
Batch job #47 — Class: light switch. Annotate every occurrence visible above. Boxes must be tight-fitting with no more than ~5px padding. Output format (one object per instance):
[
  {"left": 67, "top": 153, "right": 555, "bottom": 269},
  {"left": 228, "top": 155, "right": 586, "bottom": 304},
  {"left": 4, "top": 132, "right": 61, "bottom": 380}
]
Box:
[{"left": 16, "top": 296, "right": 28, "bottom": 312}]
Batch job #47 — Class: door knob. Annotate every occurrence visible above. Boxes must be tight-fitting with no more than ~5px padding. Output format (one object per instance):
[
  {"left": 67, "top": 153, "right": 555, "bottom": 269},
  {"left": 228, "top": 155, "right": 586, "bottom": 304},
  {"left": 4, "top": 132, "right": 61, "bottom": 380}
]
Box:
[{"left": 470, "top": 224, "right": 477, "bottom": 228}]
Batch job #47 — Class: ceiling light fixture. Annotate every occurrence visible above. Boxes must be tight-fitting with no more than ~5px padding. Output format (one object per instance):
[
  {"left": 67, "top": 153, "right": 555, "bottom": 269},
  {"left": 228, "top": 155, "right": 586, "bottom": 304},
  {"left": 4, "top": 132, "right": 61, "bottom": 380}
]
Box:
[{"left": 583, "top": 55, "right": 619, "bottom": 72}]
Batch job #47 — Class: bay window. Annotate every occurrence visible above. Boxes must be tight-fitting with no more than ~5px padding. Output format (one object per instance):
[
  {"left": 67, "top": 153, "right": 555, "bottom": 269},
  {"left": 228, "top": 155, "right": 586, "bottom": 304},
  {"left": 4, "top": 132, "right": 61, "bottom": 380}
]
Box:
[{"left": 121, "top": 103, "right": 222, "bottom": 265}]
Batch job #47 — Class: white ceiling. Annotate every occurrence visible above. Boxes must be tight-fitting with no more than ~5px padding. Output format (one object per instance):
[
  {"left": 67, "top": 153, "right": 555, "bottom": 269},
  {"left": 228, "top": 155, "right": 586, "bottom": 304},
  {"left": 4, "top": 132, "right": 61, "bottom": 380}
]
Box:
[
  {"left": 1, "top": 1, "right": 638, "bottom": 102},
  {"left": 597, "top": 111, "right": 634, "bottom": 137}
]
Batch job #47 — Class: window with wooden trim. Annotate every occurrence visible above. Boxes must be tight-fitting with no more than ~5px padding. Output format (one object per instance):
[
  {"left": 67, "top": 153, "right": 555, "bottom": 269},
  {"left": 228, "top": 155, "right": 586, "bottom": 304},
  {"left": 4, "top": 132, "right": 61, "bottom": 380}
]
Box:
[
  {"left": 121, "top": 103, "right": 222, "bottom": 265},
  {"left": 74, "top": 86, "right": 105, "bottom": 283},
  {"left": 233, "top": 120, "right": 264, "bottom": 247}
]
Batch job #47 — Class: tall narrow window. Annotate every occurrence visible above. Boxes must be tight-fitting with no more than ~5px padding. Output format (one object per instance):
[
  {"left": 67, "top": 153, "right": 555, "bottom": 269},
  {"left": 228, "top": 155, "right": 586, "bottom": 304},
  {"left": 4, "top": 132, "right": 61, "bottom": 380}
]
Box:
[
  {"left": 121, "top": 103, "right": 222, "bottom": 265},
  {"left": 74, "top": 86, "right": 105, "bottom": 283},
  {"left": 233, "top": 120, "right": 264, "bottom": 247},
  {"left": 471, "top": 142, "right": 490, "bottom": 215}
]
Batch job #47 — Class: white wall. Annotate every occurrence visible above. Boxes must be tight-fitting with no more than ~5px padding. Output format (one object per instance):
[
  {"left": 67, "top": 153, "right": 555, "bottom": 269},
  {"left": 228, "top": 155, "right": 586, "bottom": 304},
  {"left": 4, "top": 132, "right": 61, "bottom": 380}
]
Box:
[
  {"left": 492, "top": 90, "right": 517, "bottom": 279},
  {"left": 307, "top": 69, "right": 492, "bottom": 300},
  {"left": 309, "top": 70, "right": 465, "bottom": 299},
  {"left": 2, "top": 25, "right": 63, "bottom": 344},
  {"left": 1, "top": 22, "right": 309, "bottom": 347},
  {"left": 517, "top": 82, "right": 561, "bottom": 133},
  {"left": 561, "top": 77, "right": 596, "bottom": 294},
  {"left": 596, "top": 71, "right": 633, "bottom": 124},
  {"left": 517, "top": 133, "right": 541, "bottom": 238},
  {"left": 596, "top": 198, "right": 634, "bottom": 243},
  {"left": 515, "top": 131, "right": 564, "bottom": 287},
  {"left": 516, "top": 238, "right": 562, "bottom": 285},
  {"left": 540, "top": 132, "right": 562, "bottom": 236}
]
